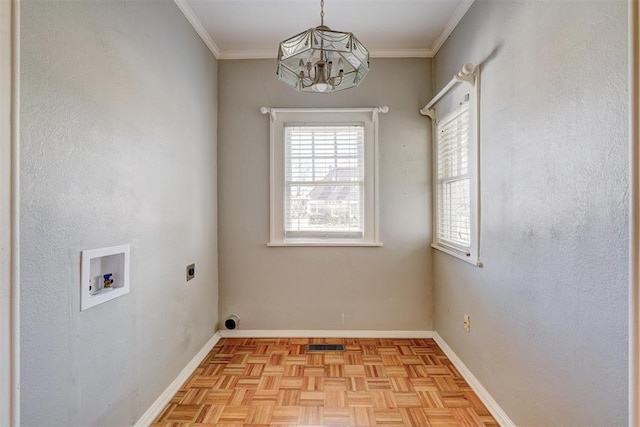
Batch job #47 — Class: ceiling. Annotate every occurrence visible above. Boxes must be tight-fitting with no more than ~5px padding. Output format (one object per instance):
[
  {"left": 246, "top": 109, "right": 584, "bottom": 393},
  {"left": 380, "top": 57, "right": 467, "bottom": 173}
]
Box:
[{"left": 174, "top": 0, "right": 475, "bottom": 59}]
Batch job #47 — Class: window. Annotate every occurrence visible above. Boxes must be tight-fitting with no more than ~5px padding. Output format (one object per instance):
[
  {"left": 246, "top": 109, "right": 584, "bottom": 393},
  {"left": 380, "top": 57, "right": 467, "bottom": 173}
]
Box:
[
  {"left": 436, "top": 101, "right": 471, "bottom": 251},
  {"left": 429, "top": 81, "right": 480, "bottom": 266},
  {"left": 285, "top": 124, "right": 364, "bottom": 239},
  {"left": 266, "top": 108, "right": 384, "bottom": 246}
]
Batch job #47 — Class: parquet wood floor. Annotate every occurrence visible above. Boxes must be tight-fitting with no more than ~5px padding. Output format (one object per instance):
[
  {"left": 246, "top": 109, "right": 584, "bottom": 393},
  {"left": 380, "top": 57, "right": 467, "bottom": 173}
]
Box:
[{"left": 152, "top": 338, "right": 498, "bottom": 427}]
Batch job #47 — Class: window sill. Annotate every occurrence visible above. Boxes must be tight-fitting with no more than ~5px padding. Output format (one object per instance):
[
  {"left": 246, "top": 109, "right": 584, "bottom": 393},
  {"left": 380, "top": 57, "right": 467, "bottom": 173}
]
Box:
[
  {"left": 431, "top": 243, "right": 483, "bottom": 267},
  {"left": 268, "top": 241, "right": 383, "bottom": 247}
]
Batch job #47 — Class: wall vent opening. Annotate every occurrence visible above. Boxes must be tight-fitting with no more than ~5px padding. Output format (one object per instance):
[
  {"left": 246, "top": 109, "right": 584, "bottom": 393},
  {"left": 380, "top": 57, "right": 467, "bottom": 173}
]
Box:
[{"left": 306, "top": 343, "right": 346, "bottom": 352}]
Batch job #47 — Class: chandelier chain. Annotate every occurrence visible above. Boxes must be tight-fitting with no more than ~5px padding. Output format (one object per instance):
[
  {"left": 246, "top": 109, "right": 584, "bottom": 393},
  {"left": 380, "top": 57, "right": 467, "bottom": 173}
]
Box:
[{"left": 320, "top": 0, "right": 324, "bottom": 26}]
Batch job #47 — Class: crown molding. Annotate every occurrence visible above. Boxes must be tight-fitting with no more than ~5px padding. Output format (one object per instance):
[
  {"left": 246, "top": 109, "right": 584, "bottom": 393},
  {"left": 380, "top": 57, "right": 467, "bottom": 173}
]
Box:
[
  {"left": 219, "top": 49, "right": 275, "bottom": 60},
  {"left": 218, "top": 48, "right": 432, "bottom": 60},
  {"left": 369, "top": 48, "right": 432, "bottom": 58},
  {"left": 430, "top": 0, "right": 475, "bottom": 56},
  {"left": 173, "top": 0, "right": 221, "bottom": 58},
  {"left": 175, "top": 0, "right": 474, "bottom": 60}
]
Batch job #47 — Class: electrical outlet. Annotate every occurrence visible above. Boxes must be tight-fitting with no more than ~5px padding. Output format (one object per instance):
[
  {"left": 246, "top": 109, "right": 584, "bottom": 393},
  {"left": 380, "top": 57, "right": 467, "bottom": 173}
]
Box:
[
  {"left": 186, "top": 263, "right": 195, "bottom": 281},
  {"left": 463, "top": 314, "right": 470, "bottom": 332}
]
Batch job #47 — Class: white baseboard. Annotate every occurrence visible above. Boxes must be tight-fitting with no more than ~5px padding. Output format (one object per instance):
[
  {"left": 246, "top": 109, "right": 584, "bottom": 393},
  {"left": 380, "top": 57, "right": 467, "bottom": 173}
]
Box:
[
  {"left": 218, "top": 329, "right": 435, "bottom": 339},
  {"left": 133, "top": 331, "right": 222, "bottom": 427},
  {"left": 433, "top": 332, "right": 515, "bottom": 427}
]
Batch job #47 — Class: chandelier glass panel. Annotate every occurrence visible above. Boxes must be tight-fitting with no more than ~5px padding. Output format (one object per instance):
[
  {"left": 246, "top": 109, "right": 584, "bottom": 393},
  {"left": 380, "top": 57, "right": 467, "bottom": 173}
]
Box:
[{"left": 276, "top": 0, "right": 370, "bottom": 94}]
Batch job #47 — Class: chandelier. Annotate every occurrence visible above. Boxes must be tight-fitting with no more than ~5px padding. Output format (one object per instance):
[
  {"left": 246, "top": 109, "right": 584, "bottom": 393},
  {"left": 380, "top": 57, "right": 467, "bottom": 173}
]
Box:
[{"left": 276, "top": 0, "right": 370, "bottom": 94}]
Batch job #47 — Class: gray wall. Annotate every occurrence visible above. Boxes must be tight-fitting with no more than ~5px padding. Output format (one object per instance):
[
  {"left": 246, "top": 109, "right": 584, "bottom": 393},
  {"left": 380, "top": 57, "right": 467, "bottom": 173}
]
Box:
[
  {"left": 20, "top": 1, "right": 218, "bottom": 425},
  {"left": 433, "top": 1, "right": 629, "bottom": 425},
  {"left": 218, "top": 58, "right": 432, "bottom": 330}
]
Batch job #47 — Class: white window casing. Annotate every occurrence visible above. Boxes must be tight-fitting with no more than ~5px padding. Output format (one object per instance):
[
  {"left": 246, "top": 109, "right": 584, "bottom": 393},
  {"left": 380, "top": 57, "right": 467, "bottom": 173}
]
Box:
[
  {"left": 421, "top": 64, "right": 481, "bottom": 266},
  {"left": 262, "top": 107, "right": 388, "bottom": 247}
]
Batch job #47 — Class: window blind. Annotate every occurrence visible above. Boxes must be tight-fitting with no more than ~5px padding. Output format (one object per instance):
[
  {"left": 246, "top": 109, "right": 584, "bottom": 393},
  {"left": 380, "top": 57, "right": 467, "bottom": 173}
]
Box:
[
  {"left": 284, "top": 124, "right": 365, "bottom": 238},
  {"left": 436, "top": 102, "right": 471, "bottom": 250}
]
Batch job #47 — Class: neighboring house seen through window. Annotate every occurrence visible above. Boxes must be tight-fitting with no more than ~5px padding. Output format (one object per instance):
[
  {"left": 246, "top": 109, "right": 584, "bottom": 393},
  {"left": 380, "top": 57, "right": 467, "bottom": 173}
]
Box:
[{"left": 285, "top": 124, "right": 364, "bottom": 239}]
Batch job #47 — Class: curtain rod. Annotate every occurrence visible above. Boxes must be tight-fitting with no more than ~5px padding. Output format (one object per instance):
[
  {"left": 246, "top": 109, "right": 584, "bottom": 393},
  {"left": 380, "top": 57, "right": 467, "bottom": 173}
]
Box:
[
  {"left": 260, "top": 106, "right": 389, "bottom": 122},
  {"left": 420, "top": 63, "right": 476, "bottom": 118}
]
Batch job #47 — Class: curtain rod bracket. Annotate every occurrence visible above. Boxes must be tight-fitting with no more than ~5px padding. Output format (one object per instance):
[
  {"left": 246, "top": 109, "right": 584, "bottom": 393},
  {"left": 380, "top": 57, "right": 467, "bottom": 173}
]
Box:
[
  {"left": 260, "top": 106, "right": 276, "bottom": 122},
  {"left": 454, "top": 63, "right": 476, "bottom": 85}
]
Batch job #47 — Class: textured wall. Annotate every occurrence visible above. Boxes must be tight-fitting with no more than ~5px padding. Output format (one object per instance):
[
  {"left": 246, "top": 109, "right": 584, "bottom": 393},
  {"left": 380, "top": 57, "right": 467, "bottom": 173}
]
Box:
[
  {"left": 20, "top": 1, "right": 218, "bottom": 425},
  {"left": 433, "top": 1, "right": 629, "bottom": 425},
  {"left": 218, "top": 58, "right": 432, "bottom": 331}
]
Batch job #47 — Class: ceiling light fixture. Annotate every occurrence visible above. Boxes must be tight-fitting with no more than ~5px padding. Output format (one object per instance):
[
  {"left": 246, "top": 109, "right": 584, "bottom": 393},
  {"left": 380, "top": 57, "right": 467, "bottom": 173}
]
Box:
[{"left": 276, "top": 0, "right": 370, "bottom": 94}]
